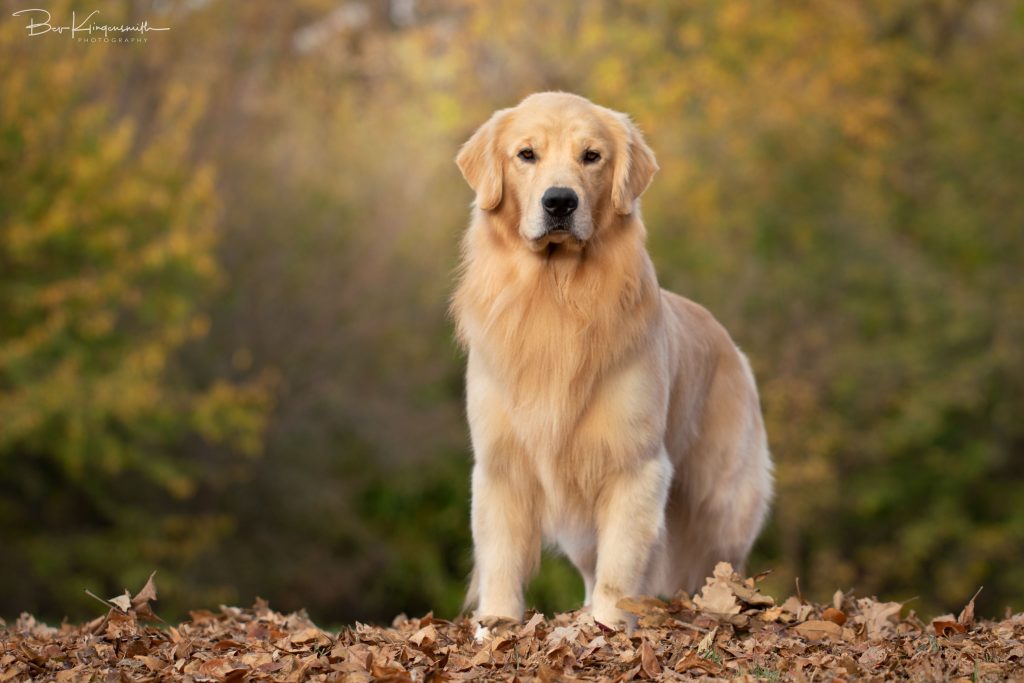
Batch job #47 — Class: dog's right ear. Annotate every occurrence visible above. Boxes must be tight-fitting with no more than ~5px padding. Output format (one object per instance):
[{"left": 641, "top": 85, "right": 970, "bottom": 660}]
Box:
[{"left": 456, "top": 109, "right": 509, "bottom": 211}]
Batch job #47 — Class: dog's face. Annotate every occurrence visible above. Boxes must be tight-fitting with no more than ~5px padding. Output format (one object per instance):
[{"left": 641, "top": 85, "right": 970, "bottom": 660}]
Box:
[{"left": 457, "top": 93, "right": 658, "bottom": 251}]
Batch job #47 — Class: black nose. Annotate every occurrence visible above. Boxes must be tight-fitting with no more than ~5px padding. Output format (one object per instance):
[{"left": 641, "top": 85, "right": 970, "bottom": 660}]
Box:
[{"left": 541, "top": 187, "right": 579, "bottom": 218}]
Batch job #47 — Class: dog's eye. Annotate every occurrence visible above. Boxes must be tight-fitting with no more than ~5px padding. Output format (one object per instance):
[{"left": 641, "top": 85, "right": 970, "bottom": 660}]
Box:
[
  {"left": 517, "top": 148, "right": 536, "bottom": 162},
  {"left": 583, "top": 149, "right": 601, "bottom": 164}
]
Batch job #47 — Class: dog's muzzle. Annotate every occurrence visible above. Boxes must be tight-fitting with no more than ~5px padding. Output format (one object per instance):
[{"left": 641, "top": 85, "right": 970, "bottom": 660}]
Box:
[{"left": 541, "top": 186, "right": 579, "bottom": 238}]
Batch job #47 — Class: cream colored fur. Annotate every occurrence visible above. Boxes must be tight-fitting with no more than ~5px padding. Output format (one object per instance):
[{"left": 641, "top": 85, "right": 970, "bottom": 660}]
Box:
[{"left": 451, "top": 92, "right": 772, "bottom": 630}]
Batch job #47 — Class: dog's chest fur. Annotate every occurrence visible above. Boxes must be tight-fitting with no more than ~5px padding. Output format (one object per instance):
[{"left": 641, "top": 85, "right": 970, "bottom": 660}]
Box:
[{"left": 456, "top": 237, "right": 668, "bottom": 505}]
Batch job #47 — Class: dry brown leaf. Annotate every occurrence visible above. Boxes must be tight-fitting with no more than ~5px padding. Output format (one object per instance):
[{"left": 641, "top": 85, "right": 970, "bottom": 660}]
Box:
[
  {"left": 638, "top": 640, "right": 661, "bottom": 678},
  {"left": 696, "top": 625, "right": 718, "bottom": 658},
  {"left": 674, "top": 651, "right": 722, "bottom": 675},
  {"left": 615, "top": 664, "right": 641, "bottom": 681},
  {"left": 857, "top": 598, "right": 903, "bottom": 640},
  {"left": 712, "top": 561, "right": 735, "bottom": 580},
  {"left": 858, "top": 644, "right": 887, "bottom": 669},
  {"left": 792, "top": 619, "right": 843, "bottom": 642},
  {"left": 134, "top": 654, "right": 167, "bottom": 671},
  {"left": 780, "top": 595, "right": 813, "bottom": 622},
  {"left": 131, "top": 571, "right": 158, "bottom": 607},
  {"left": 519, "top": 611, "right": 545, "bottom": 638},
  {"left": 691, "top": 562, "right": 743, "bottom": 618},
  {"left": 694, "top": 581, "right": 741, "bottom": 618},
  {"left": 2, "top": 566, "right": 1022, "bottom": 683},
  {"left": 188, "top": 609, "right": 217, "bottom": 623},
  {"left": 958, "top": 587, "right": 982, "bottom": 627},
  {"left": 616, "top": 595, "right": 667, "bottom": 617},
  {"left": 54, "top": 666, "right": 85, "bottom": 682},
  {"left": 822, "top": 607, "right": 847, "bottom": 625},
  {"left": 933, "top": 619, "right": 967, "bottom": 636},
  {"left": 290, "top": 626, "right": 331, "bottom": 645},
  {"left": 104, "top": 611, "right": 137, "bottom": 639},
  {"left": 410, "top": 624, "right": 437, "bottom": 647},
  {"left": 108, "top": 591, "right": 131, "bottom": 613},
  {"left": 727, "top": 579, "right": 775, "bottom": 607}
]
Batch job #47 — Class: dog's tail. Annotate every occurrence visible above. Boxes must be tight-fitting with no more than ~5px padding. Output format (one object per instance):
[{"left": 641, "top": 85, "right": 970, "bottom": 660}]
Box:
[{"left": 460, "top": 566, "right": 479, "bottom": 616}]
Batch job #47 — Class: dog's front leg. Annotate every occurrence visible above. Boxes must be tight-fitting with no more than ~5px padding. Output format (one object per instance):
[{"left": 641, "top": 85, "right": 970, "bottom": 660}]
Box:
[
  {"left": 591, "top": 449, "right": 672, "bottom": 629},
  {"left": 471, "top": 462, "right": 540, "bottom": 623}
]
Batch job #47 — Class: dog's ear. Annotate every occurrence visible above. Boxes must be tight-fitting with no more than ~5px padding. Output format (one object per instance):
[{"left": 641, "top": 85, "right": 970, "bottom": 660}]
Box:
[
  {"left": 608, "top": 112, "right": 658, "bottom": 215},
  {"left": 456, "top": 109, "right": 510, "bottom": 211}
]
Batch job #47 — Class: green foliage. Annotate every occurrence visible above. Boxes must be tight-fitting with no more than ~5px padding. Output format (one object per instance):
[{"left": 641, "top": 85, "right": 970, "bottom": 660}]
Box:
[
  {"left": 0, "top": 5, "right": 271, "bottom": 618},
  {"left": 1, "top": 0, "right": 1022, "bottom": 624}
]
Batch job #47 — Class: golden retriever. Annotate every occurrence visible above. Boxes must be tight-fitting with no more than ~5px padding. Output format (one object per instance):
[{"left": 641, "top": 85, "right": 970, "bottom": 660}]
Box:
[{"left": 451, "top": 92, "right": 772, "bottom": 630}]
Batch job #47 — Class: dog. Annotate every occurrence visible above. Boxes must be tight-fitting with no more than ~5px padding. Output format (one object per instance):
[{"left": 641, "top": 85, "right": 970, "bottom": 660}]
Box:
[{"left": 451, "top": 92, "right": 772, "bottom": 630}]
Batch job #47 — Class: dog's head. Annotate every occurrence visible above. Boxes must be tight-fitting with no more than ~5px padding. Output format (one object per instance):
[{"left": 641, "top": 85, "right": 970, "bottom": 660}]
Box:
[{"left": 456, "top": 92, "right": 658, "bottom": 251}]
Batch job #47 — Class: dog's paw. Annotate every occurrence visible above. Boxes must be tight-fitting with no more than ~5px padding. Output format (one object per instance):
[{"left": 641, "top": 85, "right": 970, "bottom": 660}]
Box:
[
  {"left": 473, "top": 615, "right": 518, "bottom": 643},
  {"left": 473, "top": 623, "right": 492, "bottom": 643},
  {"left": 590, "top": 607, "right": 636, "bottom": 634}
]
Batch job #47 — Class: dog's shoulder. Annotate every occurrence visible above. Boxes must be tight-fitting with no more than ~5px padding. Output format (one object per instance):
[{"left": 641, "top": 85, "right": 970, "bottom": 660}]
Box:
[
  {"left": 659, "top": 288, "right": 739, "bottom": 363},
  {"left": 660, "top": 289, "right": 717, "bottom": 330}
]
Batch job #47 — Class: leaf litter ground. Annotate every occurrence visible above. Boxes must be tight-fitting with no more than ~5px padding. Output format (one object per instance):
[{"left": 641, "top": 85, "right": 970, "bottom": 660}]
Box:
[{"left": 2, "top": 564, "right": 1022, "bottom": 681}]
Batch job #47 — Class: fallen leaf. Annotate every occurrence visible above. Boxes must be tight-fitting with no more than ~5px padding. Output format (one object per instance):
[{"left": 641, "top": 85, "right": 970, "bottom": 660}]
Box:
[
  {"left": 858, "top": 644, "right": 887, "bottom": 669},
  {"left": 108, "top": 591, "right": 131, "bottom": 613},
  {"left": 410, "top": 624, "right": 437, "bottom": 648},
  {"left": 674, "top": 651, "right": 722, "bottom": 675},
  {"left": 933, "top": 619, "right": 967, "bottom": 636},
  {"left": 712, "top": 562, "right": 735, "bottom": 580},
  {"left": 131, "top": 572, "right": 158, "bottom": 607},
  {"left": 0, "top": 665, "right": 24, "bottom": 683},
  {"left": 3, "top": 566, "right": 1023, "bottom": 683},
  {"left": 781, "top": 595, "right": 813, "bottom": 622},
  {"left": 837, "top": 653, "right": 862, "bottom": 675},
  {"left": 857, "top": 599, "right": 903, "bottom": 640},
  {"left": 617, "top": 595, "right": 667, "bottom": 617},
  {"left": 104, "top": 611, "right": 137, "bottom": 639},
  {"left": 727, "top": 579, "right": 775, "bottom": 607},
  {"left": 615, "top": 664, "right": 641, "bottom": 681},
  {"left": 55, "top": 665, "right": 85, "bottom": 682},
  {"left": 519, "top": 611, "right": 545, "bottom": 638},
  {"left": 822, "top": 607, "right": 847, "bottom": 625},
  {"left": 958, "top": 587, "right": 982, "bottom": 628},
  {"left": 792, "top": 619, "right": 843, "bottom": 642},
  {"left": 696, "top": 626, "right": 718, "bottom": 658},
  {"left": 638, "top": 640, "right": 661, "bottom": 677},
  {"left": 290, "top": 627, "right": 331, "bottom": 646},
  {"left": 134, "top": 655, "right": 167, "bottom": 671},
  {"left": 212, "top": 639, "right": 246, "bottom": 650},
  {"left": 694, "top": 581, "right": 741, "bottom": 618}
]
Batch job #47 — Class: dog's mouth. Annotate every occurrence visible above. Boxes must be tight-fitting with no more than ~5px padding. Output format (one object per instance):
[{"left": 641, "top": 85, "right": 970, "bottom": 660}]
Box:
[
  {"left": 544, "top": 215, "right": 580, "bottom": 239},
  {"left": 525, "top": 214, "right": 590, "bottom": 252},
  {"left": 528, "top": 229, "right": 585, "bottom": 253}
]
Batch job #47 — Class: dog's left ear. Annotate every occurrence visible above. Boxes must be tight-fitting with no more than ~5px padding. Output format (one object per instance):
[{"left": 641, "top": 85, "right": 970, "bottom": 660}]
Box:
[
  {"left": 608, "top": 112, "right": 659, "bottom": 215},
  {"left": 456, "top": 109, "right": 510, "bottom": 211}
]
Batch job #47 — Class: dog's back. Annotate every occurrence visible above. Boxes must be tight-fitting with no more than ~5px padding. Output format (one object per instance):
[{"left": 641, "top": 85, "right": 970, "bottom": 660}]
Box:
[{"left": 654, "top": 290, "right": 773, "bottom": 593}]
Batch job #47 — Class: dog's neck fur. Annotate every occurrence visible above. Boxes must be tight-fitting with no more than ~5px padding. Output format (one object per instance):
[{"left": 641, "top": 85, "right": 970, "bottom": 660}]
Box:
[{"left": 451, "top": 208, "right": 662, "bottom": 445}]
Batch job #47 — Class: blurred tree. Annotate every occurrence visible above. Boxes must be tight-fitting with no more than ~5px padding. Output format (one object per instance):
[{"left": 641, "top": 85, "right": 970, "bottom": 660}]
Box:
[{"left": 0, "top": 4, "right": 271, "bottom": 617}]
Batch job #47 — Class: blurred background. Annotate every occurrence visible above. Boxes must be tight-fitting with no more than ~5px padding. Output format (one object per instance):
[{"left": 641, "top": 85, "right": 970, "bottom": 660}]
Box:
[{"left": 2, "top": 0, "right": 1023, "bottom": 627}]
